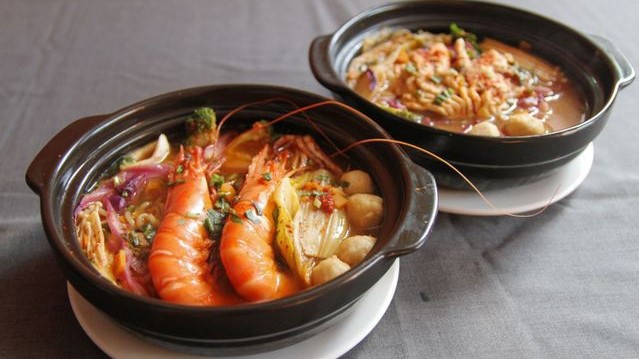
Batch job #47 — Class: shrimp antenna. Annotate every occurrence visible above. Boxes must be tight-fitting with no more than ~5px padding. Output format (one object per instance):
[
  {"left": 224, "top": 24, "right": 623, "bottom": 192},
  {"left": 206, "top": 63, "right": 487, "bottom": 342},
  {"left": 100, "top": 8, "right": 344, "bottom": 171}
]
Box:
[
  {"left": 259, "top": 99, "right": 559, "bottom": 217},
  {"left": 216, "top": 98, "right": 343, "bottom": 155},
  {"left": 219, "top": 99, "right": 558, "bottom": 217},
  {"left": 334, "top": 138, "right": 559, "bottom": 218}
]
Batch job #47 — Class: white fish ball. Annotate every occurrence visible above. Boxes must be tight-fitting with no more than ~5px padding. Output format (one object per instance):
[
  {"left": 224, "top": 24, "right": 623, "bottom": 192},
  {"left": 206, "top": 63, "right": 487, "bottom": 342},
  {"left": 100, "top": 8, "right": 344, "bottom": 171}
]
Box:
[
  {"left": 311, "top": 256, "right": 351, "bottom": 286},
  {"left": 337, "top": 235, "right": 377, "bottom": 266},
  {"left": 346, "top": 193, "right": 383, "bottom": 230},
  {"left": 340, "top": 170, "right": 374, "bottom": 195}
]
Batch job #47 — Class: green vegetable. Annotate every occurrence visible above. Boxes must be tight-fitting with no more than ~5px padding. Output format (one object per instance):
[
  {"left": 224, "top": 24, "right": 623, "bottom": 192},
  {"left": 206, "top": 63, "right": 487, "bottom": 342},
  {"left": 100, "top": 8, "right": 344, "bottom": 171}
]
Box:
[
  {"left": 262, "top": 172, "right": 272, "bottom": 182},
  {"left": 167, "top": 179, "right": 186, "bottom": 186},
  {"left": 405, "top": 63, "right": 418, "bottom": 75},
  {"left": 230, "top": 212, "right": 243, "bottom": 224},
  {"left": 204, "top": 209, "right": 225, "bottom": 239},
  {"left": 141, "top": 223, "right": 156, "bottom": 242},
  {"left": 209, "top": 173, "right": 224, "bottom": 189},
  {"left": 380, "top": 104, "right": 423, "bottom": 122},
  {"left": 274, "top": 177, "right": 312, "bottom": 284},
  {"left": 103, "top": 155, "right": 134, "bottom": 179},
  {"left": 434, "top": 88, "right": 455, "bottom": 106},
  {"left": 449, "top": 23, "right": 482, "bottom": 54},
  {"left": 186, "top": 107, "right": 216, "bottom": 133},
  {"left": 274, "top": 177, "right": 351, "bottom": 285},
  {"left": 185, "top": 107, "right": 217, "bottom": 147},
  {"left": 214, "top": 197, "right": 230, "bottom": 213}
]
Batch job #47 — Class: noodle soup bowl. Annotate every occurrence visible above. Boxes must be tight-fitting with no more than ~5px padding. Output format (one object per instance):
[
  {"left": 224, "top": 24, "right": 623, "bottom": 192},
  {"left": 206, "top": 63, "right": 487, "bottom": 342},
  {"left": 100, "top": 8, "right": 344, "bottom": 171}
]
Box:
[
  {"left": 25, "top": 85, "right": 437, "bottom": 355},
  {"left": 309, "top": 0, "right": 634, "bottom": 189}
]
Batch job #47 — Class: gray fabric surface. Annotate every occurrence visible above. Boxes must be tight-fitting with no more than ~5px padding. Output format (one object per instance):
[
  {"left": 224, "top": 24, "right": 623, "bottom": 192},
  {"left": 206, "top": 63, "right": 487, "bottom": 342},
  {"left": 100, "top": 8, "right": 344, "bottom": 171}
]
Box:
[{"left": 1, "top": 0, "right": 638, "bottom": 358}]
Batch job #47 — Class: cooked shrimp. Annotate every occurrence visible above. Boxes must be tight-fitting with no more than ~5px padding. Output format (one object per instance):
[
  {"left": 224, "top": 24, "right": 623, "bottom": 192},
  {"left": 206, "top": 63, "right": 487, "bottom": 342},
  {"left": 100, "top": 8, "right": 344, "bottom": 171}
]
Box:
[
  {"left": 220, "top": 147, "right": 300, "bottom": 301},
  {"left": 149, "top": 147, "right": 240, "bottom": 305}
]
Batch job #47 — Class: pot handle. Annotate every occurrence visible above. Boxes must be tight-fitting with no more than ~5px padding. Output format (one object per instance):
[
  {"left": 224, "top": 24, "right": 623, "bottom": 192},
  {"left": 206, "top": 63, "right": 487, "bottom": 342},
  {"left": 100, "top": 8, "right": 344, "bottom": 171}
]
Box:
[
  {"left": 26, "top": 114, "right": 108, "bottom": 194},
  {"left": 309, "top": 34, "right": 348, "bottom": 94},
  {"left": 379, "top": 161, "right": 438, "bottom": 258},
  {"left": 590, "top": 34, "right": 635, "bottom": 88}
]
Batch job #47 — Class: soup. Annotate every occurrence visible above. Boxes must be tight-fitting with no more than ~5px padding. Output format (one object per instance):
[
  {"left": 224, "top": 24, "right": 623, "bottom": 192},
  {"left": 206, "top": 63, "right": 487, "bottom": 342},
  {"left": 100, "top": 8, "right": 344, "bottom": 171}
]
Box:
[
  {"left": 346, "top": 25, "right": 586, "bottom": 136},
  {"left": 74, "top": 107, "right": 383, "bottom": 305}
]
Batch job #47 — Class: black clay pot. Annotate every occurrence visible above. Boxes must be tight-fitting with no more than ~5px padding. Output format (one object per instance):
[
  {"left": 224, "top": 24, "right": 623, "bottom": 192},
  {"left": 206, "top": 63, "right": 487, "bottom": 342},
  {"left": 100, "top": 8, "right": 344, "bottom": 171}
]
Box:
[
  {"left": 309, "top": 0, "right": 634, "bottom": 189},
  {"left": 25, "top": 85, "right": 437, "bottom": 355}
]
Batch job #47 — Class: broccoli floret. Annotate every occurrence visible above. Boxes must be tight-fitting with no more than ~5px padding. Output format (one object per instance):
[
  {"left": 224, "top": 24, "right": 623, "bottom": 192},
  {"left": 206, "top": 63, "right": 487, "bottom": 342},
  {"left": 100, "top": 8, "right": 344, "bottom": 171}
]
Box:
[
  {"left": 185, "top": 107, "right": 217, "bottom": 146},
  {"left": 186, "top": 107, "right": 216, "bottom": 133}
]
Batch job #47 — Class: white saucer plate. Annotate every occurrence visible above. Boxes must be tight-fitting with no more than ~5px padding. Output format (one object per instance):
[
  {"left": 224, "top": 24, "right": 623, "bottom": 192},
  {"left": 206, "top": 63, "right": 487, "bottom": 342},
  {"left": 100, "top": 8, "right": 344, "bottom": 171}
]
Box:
[
  {"left": 68, "top": 259, "right": 400, "bottom": 359},
  {"left": 438, "top": 143, "right": 594, "bottom": 216}
]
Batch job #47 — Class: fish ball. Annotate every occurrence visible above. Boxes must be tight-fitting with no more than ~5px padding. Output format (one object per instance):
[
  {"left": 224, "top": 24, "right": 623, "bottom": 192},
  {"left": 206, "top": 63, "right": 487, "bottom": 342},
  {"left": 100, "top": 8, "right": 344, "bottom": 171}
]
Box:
[
  {"left": 503, "top": 113, "right": 547, "bottom": 136},
  {"left": 337, "top": 235, "right": 376, "bottom": 266},
  {"left": 311, "top": 256, "right": 350, "bottom": 286},
  {"left": 340, "top": 170, "right": 374, "bottom": 195},
  {"left": 468, "top": 121, "right": 501, "bottom": 137},
  {"left": 346, "top": 193, "right": 383, "bottom": 230}
]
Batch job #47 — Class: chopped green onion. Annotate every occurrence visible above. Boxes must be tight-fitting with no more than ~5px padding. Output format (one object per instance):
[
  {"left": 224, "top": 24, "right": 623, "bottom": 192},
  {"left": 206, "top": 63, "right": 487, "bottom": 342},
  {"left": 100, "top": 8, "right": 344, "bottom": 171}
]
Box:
[
  {"left": 230, "top": 213, "right": 243, "bottom": 224},
  {"left": 262, "top": 172, "right": 272, "bottom": 181},
  {"left": 210, "top": 174, "right": 224, "bottom": 189},
  {"left": 168, "top": 179, "right": 186, "bottom": 186},
  {"left": 405, "top": 63, "right": 418, "bottom": 75},
  {"left": 204, "top": 209, "right": 225, "bottom": 239},
  {"left": 141, "top": 223, "right": 156, "bottom": 241}
]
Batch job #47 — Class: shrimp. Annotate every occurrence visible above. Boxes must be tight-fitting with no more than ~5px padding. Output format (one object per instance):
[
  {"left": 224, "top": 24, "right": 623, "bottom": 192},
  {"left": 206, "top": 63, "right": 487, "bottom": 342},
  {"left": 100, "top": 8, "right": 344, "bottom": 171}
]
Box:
[
  {"left": 148, "top": 147, "right": 240, "bottom": 305},
  {"left": 220, "top": 146, "right": 301, "bottom": 301}
]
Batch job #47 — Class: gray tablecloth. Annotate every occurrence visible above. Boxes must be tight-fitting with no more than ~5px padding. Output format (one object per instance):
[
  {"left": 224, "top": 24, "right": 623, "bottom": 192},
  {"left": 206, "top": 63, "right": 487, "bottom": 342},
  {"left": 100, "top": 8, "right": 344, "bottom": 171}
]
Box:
[{"left": 2, "top": 0, "right": 638, "bottom": 358}]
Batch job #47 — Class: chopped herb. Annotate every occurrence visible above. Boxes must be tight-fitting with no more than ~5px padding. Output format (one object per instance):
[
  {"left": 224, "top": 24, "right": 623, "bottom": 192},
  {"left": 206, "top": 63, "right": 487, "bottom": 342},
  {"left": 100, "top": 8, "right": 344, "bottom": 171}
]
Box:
[
  {"left": 176, "top": 164, "right": 184, "bottom": 174},
  {"left": 405, "top": 63, "right": 418, "bottom": 75},
  {"left": 434, "top": 88, "right": 455, "bottom": 106},
  {"left": 177, "top": 218, "right": 186, "bottom": 226},
  {"left": 315, "top": 173, "right": 331, "bottom": 184},
  {"left": 204, "top": 209, "right": 225, "bottom": 239},
  {"left": 210, "top": 174, "right": 224, "bottom": 189},
  {"left": 126, "top": 205, "right": 136, "bottom": 212},
  {"left": 261, "top": 172, "right": 272, "bottom": 182},
  {"left": 430, "top": 75, "right": 442, "bottom": 84},
  {"left": 167, "top": 179, "right": 186, "bottom": 186},
  {"left": 449, "top": 23, "right": 482, "bottom": 54},
  {"left": 214, "top": 197, "right": 230, "bottom": 213},
  {"left": 141, "top": 223, "right": 156, "bottom": 241},
  {"left": 103, "top": 155, "right": 134, "bottom": 179},
  {"left": 230, "top": 213, "right": 243, "bottom": 224},
  {"left": 128, "top": 232, "right": 140, "bottom": 247},
  {"left": 298, "top": 189, "right": 324, "bottom": 197},
  {"left": 381, "top": 104, "right": 423, "bottom": 122},
  {"left": 245, "top": 209, "right": 259, "bottom": 222}
]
